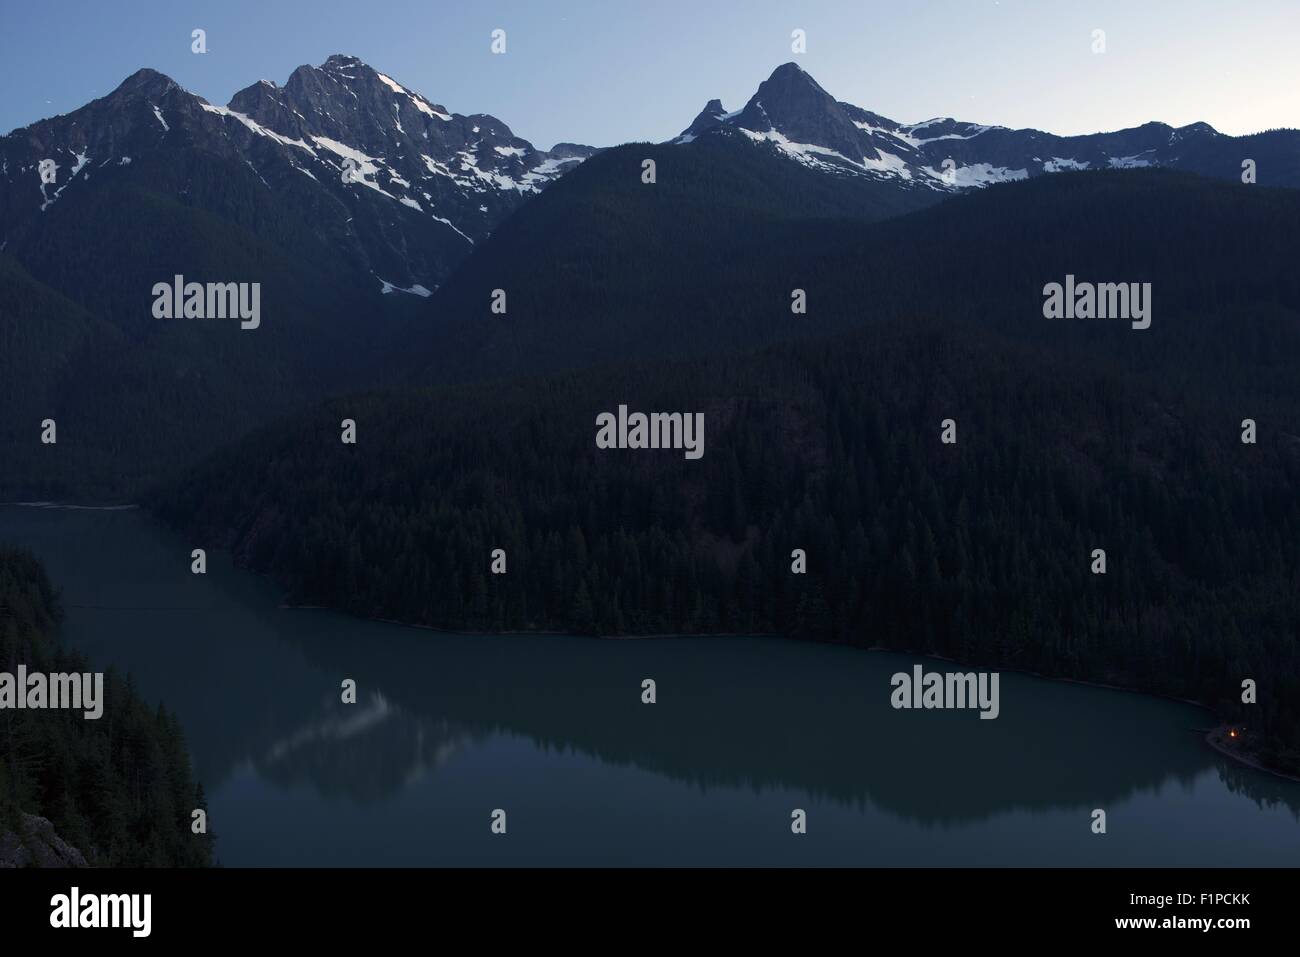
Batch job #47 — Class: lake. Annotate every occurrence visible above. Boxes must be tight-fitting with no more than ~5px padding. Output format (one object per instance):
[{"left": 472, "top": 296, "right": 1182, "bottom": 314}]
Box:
[{"left": 2, "top": 505, "right": 1297, "bottom": 866}]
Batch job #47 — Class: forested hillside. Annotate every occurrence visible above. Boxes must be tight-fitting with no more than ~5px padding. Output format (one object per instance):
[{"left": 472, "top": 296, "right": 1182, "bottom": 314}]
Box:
[
  {"left": 0, "top": 129, "right": 931, "bottom": 503},
  {"left": 0, "top": 149, "right": 431, "bottom": 502},
  {"left": 398, "top": 132, "right": 946, "bottom": 383},
  {"left": 155, "top": 314, "right": 1300, "bottom": 775},
  {"left": 407, "top": 159, "right": 1300, "bottom": 401},
  {"left": 0, "top": 549, "right": 213, "bottom": 865}
]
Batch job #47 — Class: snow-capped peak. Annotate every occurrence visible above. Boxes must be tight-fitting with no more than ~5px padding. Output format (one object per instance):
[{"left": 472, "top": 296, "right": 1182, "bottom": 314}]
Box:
[{"left": 670, "top": 62, "right": 1258, "bottom": 194}]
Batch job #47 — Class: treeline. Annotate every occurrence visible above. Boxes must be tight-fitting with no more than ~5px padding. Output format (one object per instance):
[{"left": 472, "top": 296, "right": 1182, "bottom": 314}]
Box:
[
  {"left": 0, "top": 548, "right": 213, "bottom": 866},
  {"left": 155, "top": 316, "right": 1300, "bottom": 775}
]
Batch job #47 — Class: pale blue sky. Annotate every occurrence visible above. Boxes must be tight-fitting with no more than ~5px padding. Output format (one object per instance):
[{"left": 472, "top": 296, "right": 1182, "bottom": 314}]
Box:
[{"left": 2, "top": 0, "right": 1296, "bottom": 147}]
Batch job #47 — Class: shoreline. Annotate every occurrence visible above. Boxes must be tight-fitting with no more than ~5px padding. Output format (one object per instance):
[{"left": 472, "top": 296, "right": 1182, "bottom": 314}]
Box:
[
  {"left": 282, "top": 601, "right": 1298, "bottom": 783},
  {"left": 0, "top": 501, "right": 139, "bottom": 511},
  {"left": 17, "top": 503, "right": 1293, "bottom": 787},
  {"left": 279, "top": 605, "right": 781, "bottom": 640},
  {"left": 1204, "top": 726, "right": 1300, "bottom": 784}
]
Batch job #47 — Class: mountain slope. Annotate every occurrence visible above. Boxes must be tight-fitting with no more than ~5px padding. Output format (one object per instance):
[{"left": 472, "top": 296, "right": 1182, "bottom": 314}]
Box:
[
  {"left": 407, "top": 161, "right": 1300, "bottom": 398},
  {"left": 4, "top": 57, "right": 1297, "bottom": 502},
  {"left": 0, "top": 55, "right": 594, "bottom": 294},
  {"left": 404, "top": 132, "right": 946, "bottom": 384},
  {"left": 0, "top": 56, "right": 595, "bottom": 499}
]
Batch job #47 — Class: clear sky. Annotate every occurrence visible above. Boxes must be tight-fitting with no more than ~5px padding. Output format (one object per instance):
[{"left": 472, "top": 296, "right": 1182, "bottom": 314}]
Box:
[{"left": 2, "top": 0, "right": 1296, "bottom": 147}]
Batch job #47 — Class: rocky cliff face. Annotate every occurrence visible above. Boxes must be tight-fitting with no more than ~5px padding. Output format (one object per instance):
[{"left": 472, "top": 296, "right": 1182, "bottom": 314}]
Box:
[{"left": 0, "top": 813, "right": 89, "bottom": 868}]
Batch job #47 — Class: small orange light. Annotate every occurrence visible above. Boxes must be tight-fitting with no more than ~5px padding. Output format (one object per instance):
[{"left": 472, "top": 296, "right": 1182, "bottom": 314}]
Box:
[{"left": 1229, "top": 730, "right": 1237, "bottom": 738}]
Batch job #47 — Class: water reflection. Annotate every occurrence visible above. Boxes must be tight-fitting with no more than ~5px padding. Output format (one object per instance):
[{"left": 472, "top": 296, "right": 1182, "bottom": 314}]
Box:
[{"left": 3, "top": 505, "right": 1298, "bottom": 865}]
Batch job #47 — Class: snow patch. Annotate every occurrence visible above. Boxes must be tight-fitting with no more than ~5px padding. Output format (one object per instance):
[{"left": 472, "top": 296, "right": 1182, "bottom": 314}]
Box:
[
  {"left": 738, "top": 127, "right": 860, "bottom": 171},
  {"left": 422, "top": 154, "right": 452, "bottom": 176},
  {"left": 922, "top": 162, "right": 1028, "bottom": 187},
  {"left": 376, "top": 75, "right": 451, "bottom": 120},
  {"left": 244, "top": 158, "right": 271, "bottom": 188},
  {"left": 741, "top": 127, "right": 915, "bottom": 181},
  {"left": 431, "top": 213, "right": 474, "bottom": 245},
  {"left": 37, "top": 153, "right": 92, "bottom": 210},
  {"left": 377, "top": 278, "right": 434, "bottom": 297},
  {"left": 521, "top": 155, "right": 582, "bottom": 184},
  {"left": 911, "top": 129, "right": 986, "bottom": 145},
  {"left": 202, "top": 103, "right": 315, "bottom": 153},
  {"left": 409, "top": 96, "right": 450, "bottom": 122},
  {"left": 860, "top": 149, "right": 912, "bottom": 180},
  {"left": 313, "top": 136, "right": 393, "bottom": 197}
]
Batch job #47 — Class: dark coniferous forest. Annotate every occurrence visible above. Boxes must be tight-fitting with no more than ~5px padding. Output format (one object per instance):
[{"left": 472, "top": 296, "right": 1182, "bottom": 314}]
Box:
[
  {"left": 0, "top": 549, "right": 214, "bottom": 866},
  {"left": 154, "top": 170, "right": 1300, "bottom": 776}
]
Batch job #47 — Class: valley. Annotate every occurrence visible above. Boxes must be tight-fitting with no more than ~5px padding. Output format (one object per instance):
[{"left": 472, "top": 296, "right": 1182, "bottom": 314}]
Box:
[{"left": 2, "top": 46, "right": 1299, "bottom": 870}]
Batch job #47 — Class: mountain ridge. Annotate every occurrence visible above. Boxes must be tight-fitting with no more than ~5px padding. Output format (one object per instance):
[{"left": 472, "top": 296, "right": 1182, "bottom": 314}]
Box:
[
  {"left": 673, "top": 61, "right": 1300, "bottom": 190},
  {"left": 3, "top": 56, "right": 1298, "bottom": 502},
  {"left": 0, "top": 54, "right": 598, "bottom": 293}
]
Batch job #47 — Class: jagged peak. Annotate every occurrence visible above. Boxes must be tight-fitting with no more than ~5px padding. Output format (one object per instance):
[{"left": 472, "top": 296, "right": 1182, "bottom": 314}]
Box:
[
  {"left": 746, "top": 61, "right": 840, "bottom": 116},
  {"left": 112, "top": 67, "right": 183, "bottom": 98},
  {"left": 322, "top": 53, "right": 367, "bottom": 69},
  {"left": 679, "top": 98, "right": 733, "bottom": 140},
  {"left": 732, "top": 60, "right": 863, "bottom": 158},
  {"left": 3, "top": 66, "right": 191, "bottom": 137},
  {"left": 291, "top": 54, "right": 381, "bottom": 87}
]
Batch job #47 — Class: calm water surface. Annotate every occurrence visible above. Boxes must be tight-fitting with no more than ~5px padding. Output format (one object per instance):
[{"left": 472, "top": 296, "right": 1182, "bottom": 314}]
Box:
[{"left": 2, "top": 505, "right": 1297, "bottom": 866}]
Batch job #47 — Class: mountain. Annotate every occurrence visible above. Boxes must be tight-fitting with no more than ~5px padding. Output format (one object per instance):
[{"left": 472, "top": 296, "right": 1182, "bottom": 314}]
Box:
[
  {"left": 4, "top": 57, "right": 1298, "bottom": 501},
  {"left": 0, "top": 54, "right": 595, "bottom": 294},
  {"left": 0, "top": 56, "right": 595, "bottom": 499},
  {"left": 405, "top": 140, "right": 1299, "bottom": 394},
  {"left": 401, "top": 132, "right": 947, "bottom": 385},
  {"left": 676, "top": 62, "right": 1300, "bottom": 190}
]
